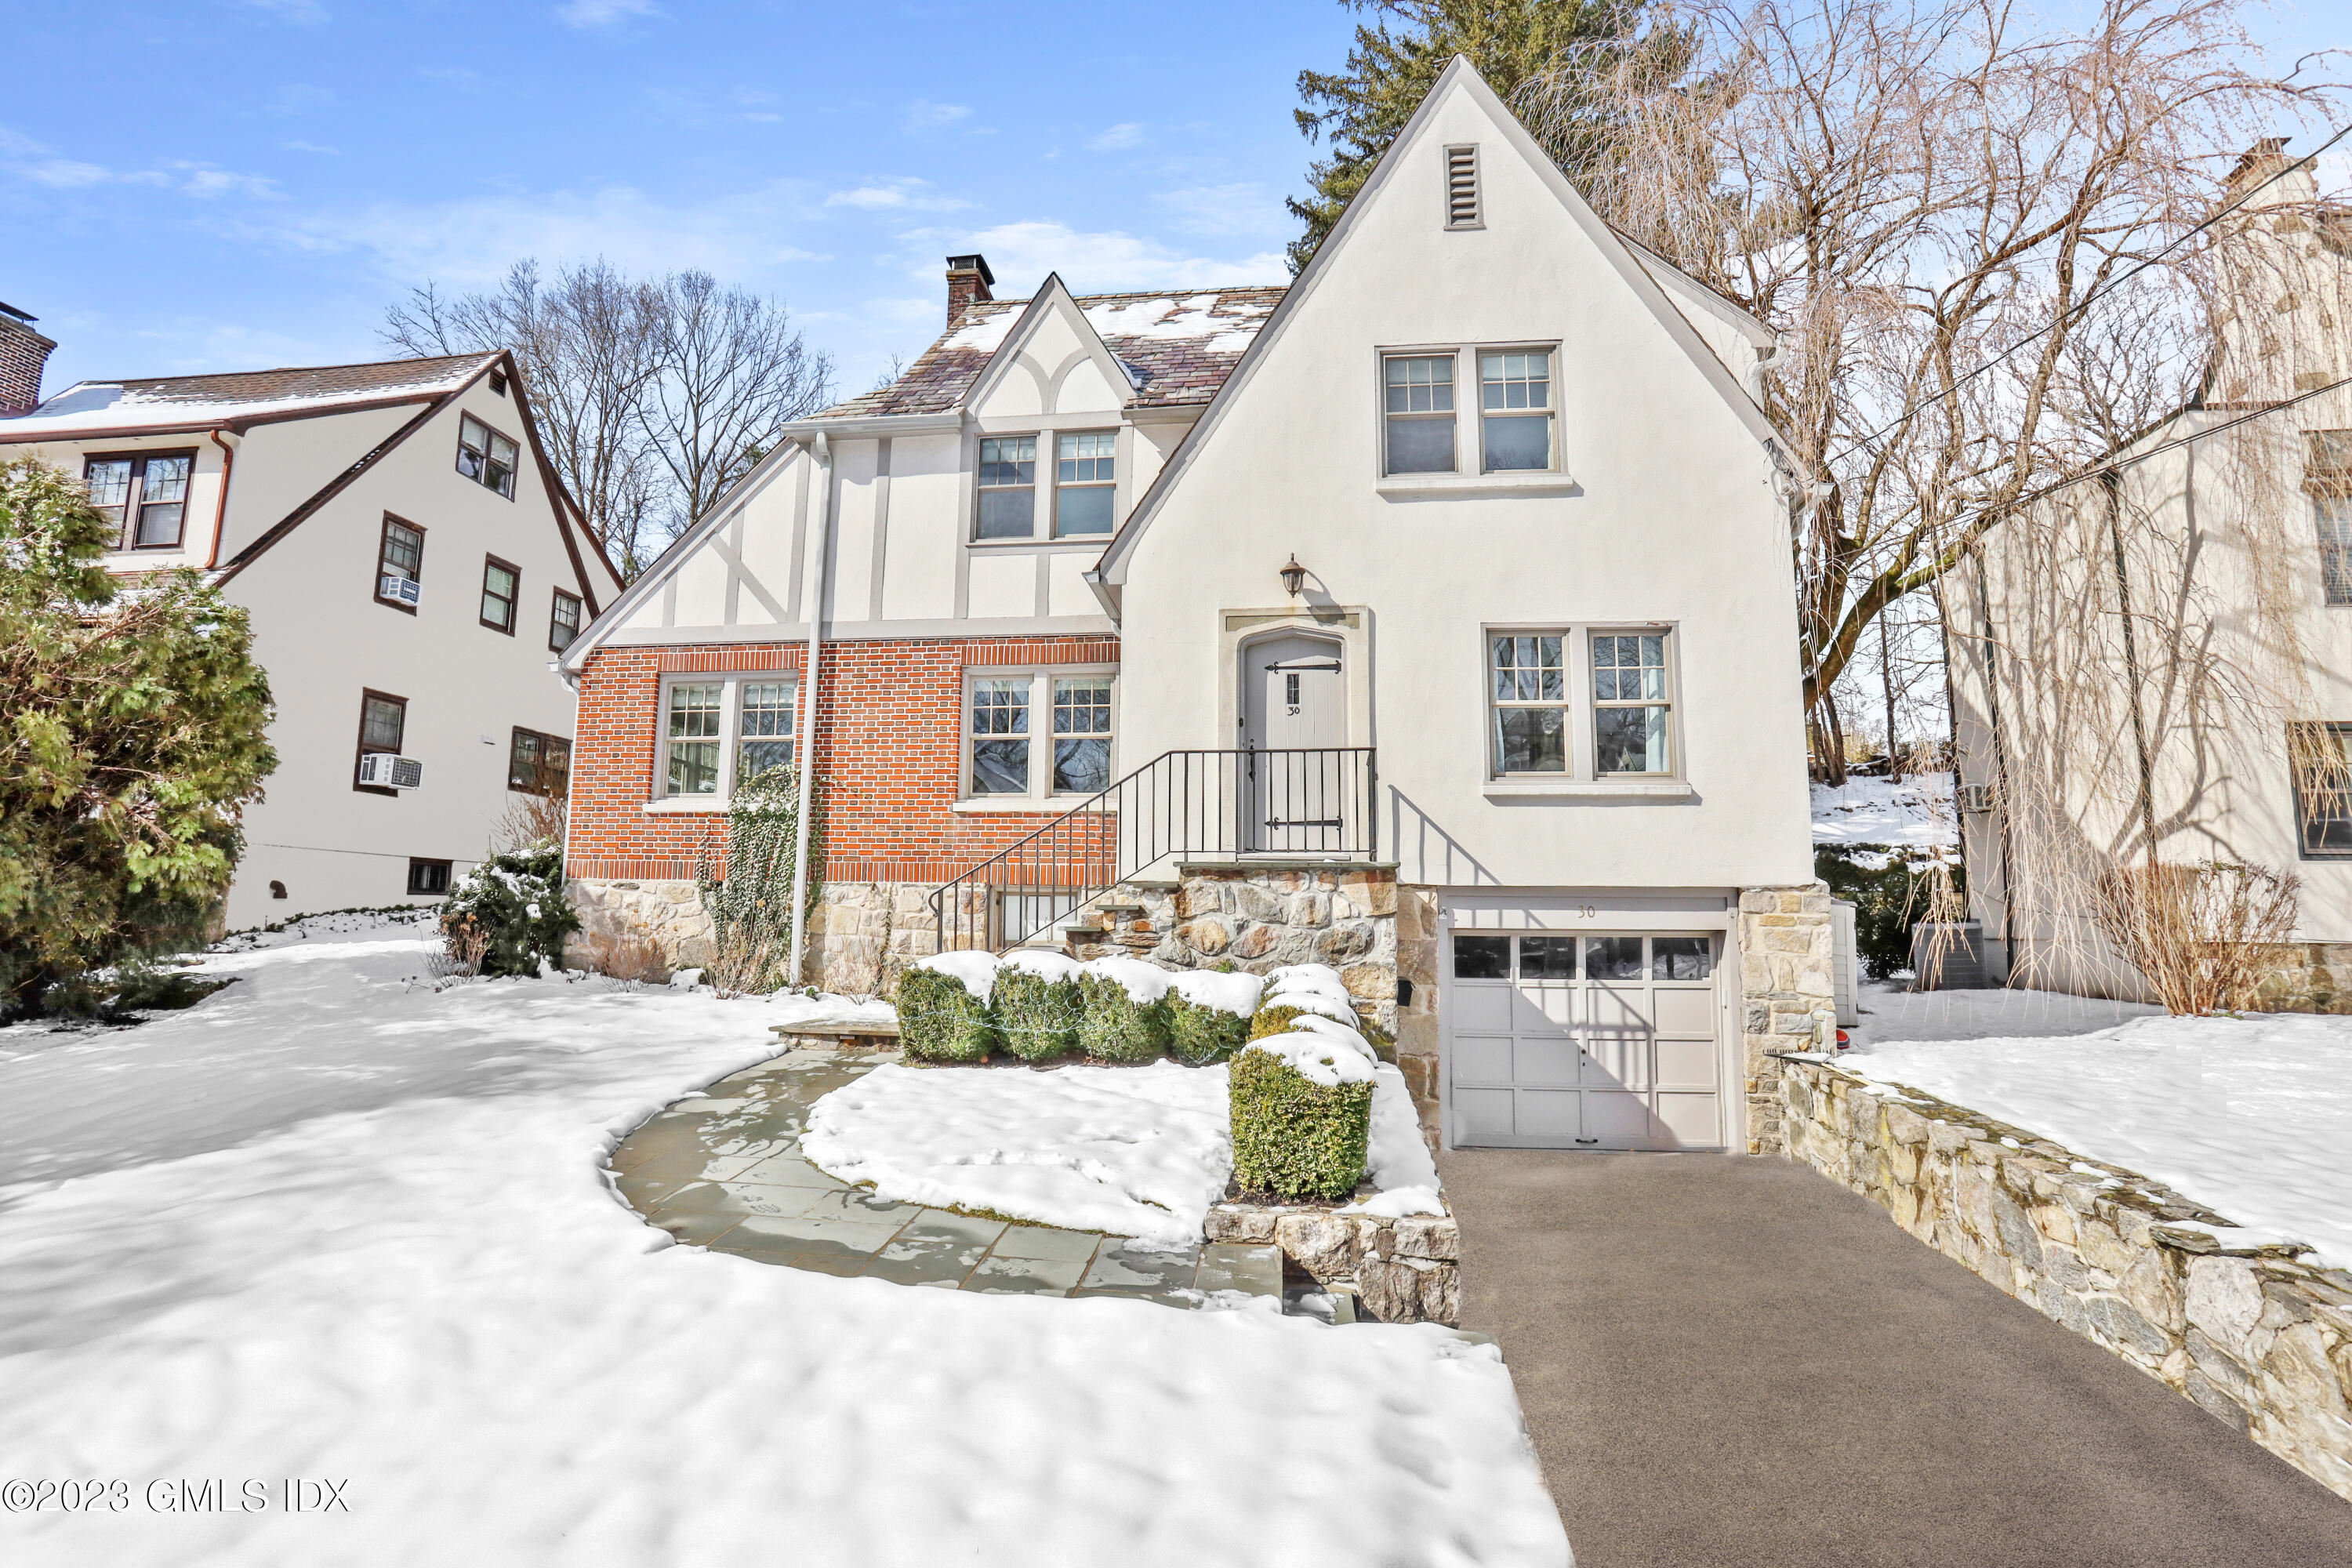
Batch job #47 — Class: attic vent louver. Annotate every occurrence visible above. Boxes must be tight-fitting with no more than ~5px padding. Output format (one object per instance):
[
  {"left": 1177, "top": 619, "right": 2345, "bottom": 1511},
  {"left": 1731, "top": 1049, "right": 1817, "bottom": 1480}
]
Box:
[{"left": 1443, "top": 144, "right": 1482, "bottom": 229}]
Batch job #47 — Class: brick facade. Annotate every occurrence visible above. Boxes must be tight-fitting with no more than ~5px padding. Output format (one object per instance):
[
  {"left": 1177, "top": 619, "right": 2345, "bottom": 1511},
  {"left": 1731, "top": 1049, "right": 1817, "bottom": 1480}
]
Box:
[
  {"left": 565, "top": 634, "right": 1122, "bottom": 885},
  {"left": 0, "top": 311, "right": 56, "bottom": 416}
]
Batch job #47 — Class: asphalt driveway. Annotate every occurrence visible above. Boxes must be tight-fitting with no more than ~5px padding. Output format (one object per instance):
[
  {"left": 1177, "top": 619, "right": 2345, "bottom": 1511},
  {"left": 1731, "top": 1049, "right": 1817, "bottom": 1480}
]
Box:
[{"left": 1437, "top": 1149, "right": 2352, "bottom": 1568}]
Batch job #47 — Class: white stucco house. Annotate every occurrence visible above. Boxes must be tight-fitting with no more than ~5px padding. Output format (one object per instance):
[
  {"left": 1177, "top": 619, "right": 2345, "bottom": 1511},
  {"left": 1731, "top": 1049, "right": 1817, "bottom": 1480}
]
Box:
[
  {"left": 559, "top": 60, "right": 1827, "bottom": 1154},
  {"left": 0, "top": 339, "right": 624, "bottom": 931}
]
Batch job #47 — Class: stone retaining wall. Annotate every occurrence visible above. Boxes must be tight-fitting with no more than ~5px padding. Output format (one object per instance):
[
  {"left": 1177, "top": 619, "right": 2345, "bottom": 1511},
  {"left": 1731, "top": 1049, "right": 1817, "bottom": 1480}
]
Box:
[
  {"left": 1203, "top": 1202, "right": 1459, "bottom": 1324},
  {"left": 1778, "top": 1054, "right": 2352, "bottom": 1501}
]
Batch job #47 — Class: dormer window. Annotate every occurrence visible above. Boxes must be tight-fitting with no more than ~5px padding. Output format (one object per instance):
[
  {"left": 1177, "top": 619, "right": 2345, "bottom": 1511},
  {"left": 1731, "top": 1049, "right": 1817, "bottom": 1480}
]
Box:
[
  {"left": 85, "top": 451, "right": 194, "bottom": 549},
  {"left": 1054, "top": 432, "right": 1116, "bottom": 536}
]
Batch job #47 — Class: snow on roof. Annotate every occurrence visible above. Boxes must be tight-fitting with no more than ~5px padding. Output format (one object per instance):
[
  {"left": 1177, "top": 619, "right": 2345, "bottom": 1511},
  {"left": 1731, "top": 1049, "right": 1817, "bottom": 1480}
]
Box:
[
  {"left": 823, "top": 285, "right": 1286, "bottom": 419},
  {"left": 0, "top": 353, "right": 496, "bottom": 440}
]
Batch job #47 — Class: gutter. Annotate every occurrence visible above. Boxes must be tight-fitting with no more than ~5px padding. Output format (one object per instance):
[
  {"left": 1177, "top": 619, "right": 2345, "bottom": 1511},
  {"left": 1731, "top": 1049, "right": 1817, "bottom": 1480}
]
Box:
[{"left": 786, "top": 431, "right": 836, "bottom": 986}]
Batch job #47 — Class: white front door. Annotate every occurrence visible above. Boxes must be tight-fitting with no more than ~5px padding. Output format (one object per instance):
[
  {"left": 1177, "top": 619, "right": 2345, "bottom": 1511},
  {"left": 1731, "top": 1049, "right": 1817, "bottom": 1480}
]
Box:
[
  {"left": 1446, "top": 929, "right": 1724, "bottom": 1149},
  {"left": 1243, "top": 633, "right": 1345, "bottom": 852}
]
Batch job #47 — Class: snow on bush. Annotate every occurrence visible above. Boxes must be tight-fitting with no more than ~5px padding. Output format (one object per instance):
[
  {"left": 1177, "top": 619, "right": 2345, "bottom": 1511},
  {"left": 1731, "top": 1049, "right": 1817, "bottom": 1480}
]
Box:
[
  {"left": 1164, "top": 970, "right": 1262, "bottom": 1066},
  {"left": 800, "top": 1060, "right": 1232, "bottom": 1247},
  {"left": 993, "top": 952, "right": 1085, "bottom": 1063},
  {"left": 440, "top": 844, "right": 579, "bottom": 977},
  {"left": 1230, "top": 1038, "right": 1374, "bottom": 1201},
  {"left": 1076, "top": 958, "right": 1172, "bottom": 1063},
  {"left": 898, "top": 956, "right": 999, "bottom": 1062},
  {"left": 0, "top": 919, "right": 1568, "bottom": 1565}
]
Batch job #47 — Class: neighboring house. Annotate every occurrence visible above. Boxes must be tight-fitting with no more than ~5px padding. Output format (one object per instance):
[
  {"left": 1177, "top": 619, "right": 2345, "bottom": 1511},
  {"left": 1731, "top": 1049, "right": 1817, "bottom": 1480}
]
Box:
[
  {"left": 559, "top": 60, "right": 1824, "bottom": 1154},
  {"left": 1947, "top": 143, "right": 2352, "bottom": 1005},
  {"left": 0, "top": 333, "right": 624, "bottom": 931}
]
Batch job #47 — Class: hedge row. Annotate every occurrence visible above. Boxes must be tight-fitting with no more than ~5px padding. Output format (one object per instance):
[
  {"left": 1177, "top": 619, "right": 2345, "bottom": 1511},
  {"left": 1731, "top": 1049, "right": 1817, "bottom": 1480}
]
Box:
[{"left": 896, "top": 953, "right": 1263, "bottom": 1066}]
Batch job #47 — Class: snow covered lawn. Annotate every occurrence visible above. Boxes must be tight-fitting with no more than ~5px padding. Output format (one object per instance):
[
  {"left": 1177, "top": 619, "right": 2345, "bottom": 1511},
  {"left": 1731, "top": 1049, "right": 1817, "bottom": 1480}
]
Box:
[
  {"left": 1842, "top": 1010, "right": 2352, "bottom": 1269},
  {"left": 0, "top": 918, "right": 1563, "bottom": 1566},
  {"left": 1811, "top": 773, "right": 1955, "bottom": 850}
]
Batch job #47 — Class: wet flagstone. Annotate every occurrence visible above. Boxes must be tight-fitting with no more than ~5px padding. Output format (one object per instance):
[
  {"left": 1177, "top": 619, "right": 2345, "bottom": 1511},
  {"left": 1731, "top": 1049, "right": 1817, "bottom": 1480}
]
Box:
[{"left": 608, "top": 1047, "right": 1285, "bottom": 1306}]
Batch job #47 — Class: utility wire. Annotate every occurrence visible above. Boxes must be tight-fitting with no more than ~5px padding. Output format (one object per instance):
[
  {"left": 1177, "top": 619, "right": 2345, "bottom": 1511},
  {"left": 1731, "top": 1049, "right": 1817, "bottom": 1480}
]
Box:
[{"left": 1826, "top": 121, "right": 2352, "bottom": 466}]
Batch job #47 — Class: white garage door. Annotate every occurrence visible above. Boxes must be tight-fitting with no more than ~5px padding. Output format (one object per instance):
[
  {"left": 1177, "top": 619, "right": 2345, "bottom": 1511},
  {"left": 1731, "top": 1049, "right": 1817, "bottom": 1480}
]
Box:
[{"left": 1446, "top": 930, "right": 1725, "bottom": 1150}]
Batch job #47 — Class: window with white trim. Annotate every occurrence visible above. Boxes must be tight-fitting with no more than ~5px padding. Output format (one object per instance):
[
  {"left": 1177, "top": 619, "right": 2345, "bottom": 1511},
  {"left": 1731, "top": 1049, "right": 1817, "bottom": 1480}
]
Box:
[
  {"left": 976, "top": 435, "right": 1037, "bottom": 539},
  {"left": 1383, "top": 344, "right": 1563, "bottom": 477},
  {"left": 1383, "top": 354, "right": 1456, "bottom": 474},
  {"left": 2310, "top": 432, "right": 2352, "bottom": 605},
  {"left": 1484, "top": 624, "right": 1682, "bottom": 782},
  {"left": 1479, "top": 350, "right": 1554, "bottom": 471},
  {"left": 655, "top": 673, "right": 799, "bottom": 803},
  {"left": 1054, "top": 431, "right": 1116, "bottom": 535},
  {"left": 965, "top": 670, "right": 1116, "bottom": 800}
]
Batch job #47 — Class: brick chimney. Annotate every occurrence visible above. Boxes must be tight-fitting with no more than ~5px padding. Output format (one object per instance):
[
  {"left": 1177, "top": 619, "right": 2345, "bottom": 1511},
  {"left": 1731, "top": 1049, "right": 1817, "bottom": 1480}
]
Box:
[
  {"left": 0, "top": 301, "right": 56, "bottom": 416},
  {"left": 946, "top": 254, "right": 994, "bottom": 328}
]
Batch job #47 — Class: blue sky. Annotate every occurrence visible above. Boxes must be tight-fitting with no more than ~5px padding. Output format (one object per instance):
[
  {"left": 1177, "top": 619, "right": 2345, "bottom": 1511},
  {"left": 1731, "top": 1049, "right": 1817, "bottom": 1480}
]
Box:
[
  {"left": 4, "top": 2, "right": 2343, "bottom": 404},
  {"left": 2, "top": 0, "right": 1359, "bottom": 399}
]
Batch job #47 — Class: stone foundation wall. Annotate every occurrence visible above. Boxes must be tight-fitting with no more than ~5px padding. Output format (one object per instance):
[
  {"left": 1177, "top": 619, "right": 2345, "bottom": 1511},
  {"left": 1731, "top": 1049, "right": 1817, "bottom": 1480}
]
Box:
[
  {"left": 2249, "top": 942, "right": 2352, "bottom": 1014},
  {"left": 1779, "top": 1054, "right": 2352, "bottom": 1502},
  {"left": 1739, "top": 883, "right": 1838, "bottom": 1155},
  {"left": 568, "top": 877, "right": 958, "bottom": 996}
]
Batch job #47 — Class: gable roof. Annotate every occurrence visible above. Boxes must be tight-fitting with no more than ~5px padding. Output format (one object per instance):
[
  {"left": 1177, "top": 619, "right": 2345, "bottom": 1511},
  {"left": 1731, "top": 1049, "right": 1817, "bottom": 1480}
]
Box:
[
  {"left": 1092, "top": 56, "right": 1791, "bottom": 591},
  {"left": 0, "top": 353, "right": 498, "bottom": 441},
  {"left": 824, "top": 285, "right": 1285, "bottom": 419},
  {"left": 956, "top": 272, "right": 1145, "bottom": 414}
]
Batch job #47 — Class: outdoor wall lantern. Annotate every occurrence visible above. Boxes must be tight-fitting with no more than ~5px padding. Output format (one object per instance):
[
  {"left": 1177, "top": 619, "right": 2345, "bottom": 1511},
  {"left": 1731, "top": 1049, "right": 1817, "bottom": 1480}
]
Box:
[{"left": 1279, "top": 554, "right": 1307, "bottom": 597}]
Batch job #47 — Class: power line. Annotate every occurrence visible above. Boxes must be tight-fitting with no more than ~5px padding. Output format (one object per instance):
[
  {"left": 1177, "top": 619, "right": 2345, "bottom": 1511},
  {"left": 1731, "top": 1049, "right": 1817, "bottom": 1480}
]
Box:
[{"left": 1826, "top": 121, "right": 2352, "bottom": 466}]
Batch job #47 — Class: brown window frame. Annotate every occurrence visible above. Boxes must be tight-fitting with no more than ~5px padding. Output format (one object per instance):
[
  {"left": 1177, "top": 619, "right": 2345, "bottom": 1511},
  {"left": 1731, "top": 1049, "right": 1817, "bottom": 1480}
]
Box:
[
  {"left": 456, "top": 412, "right": 520, "bottom": 500},
  {"left": 407, "top": 858, "right": 453, "bottom": 896},
  {"left": 480, "top": 555, "right": 521, "bottom": 635},
  {"left": 508, "top": 727, "right": 572, "bottom": 797},
  {"left": 84, "top": 448, "right": 199, "bottom": 551},
  {"left": 355, "top": 688, "right": 408, "bottom": 797},
  {"left": 376, "top": 514, "right": 426, "bottom": 614},
  {"left": 549, "top": 588, "right": 583, "bottom": 652}
]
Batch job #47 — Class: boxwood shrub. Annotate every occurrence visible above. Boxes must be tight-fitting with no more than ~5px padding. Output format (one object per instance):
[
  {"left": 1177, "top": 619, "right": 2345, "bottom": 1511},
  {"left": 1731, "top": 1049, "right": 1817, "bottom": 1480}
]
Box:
[
  {"left": 994, "top": 960, "right": 1084, "bottom": 1062},
  {"left": 1248, "top": 1003, "right": 1309, "bottom": 1040},
  {"left": 1229, "top": 1044, "right": 1373, "bottom": 1200},
  {"left": 1076, "top": 967, "right": 1171, "bottom": 1062},
  {"left": 1166, "top": 993, "right": 1250, "bottom": 1065},
  {"left": 895, "top": 965, "right": 997, "bottom": 1062}
]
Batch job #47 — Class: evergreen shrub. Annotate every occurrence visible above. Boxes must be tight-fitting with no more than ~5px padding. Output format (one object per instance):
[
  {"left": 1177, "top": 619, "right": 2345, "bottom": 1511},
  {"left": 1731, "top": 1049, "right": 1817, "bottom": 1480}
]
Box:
[
  {"left": 895, "top": 963, "right": 997, "bottom": 1062},
  {"left": 1076, "top": 960, "right": 1171, "bottom": 1062},
  {"left": 441, "top": 844, "right": 580, "bottom": 977},
  {"left": 1229, "top": 1043, "right": 1373, "bottom": 1200},
  {"left": 1248, "top": 1003, "right": 1309, "bottom": 1040},
  {"left": 994, "top": 955, "right": 1084, "bottom": 1062}
]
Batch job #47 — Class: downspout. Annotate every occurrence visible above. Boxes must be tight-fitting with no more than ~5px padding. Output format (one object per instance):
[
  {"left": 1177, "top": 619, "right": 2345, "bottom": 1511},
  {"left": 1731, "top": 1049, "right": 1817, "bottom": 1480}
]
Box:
[
  {"left": 2103, "top": 470, "right": 2161, "bottom": 868},
  {"left": 786, "top": 432, "right": 834, "bottom": 988},
  {"left": 201, "top": 429, "right": 238, "bottom": 568},
  {"left": 1970, "top": 541, "right": 2019, "bottom": 975}
]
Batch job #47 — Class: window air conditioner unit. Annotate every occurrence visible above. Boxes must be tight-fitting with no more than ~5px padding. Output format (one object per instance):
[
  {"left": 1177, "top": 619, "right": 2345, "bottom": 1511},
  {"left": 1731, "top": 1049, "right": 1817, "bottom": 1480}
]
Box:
[
  {"left": 357, "top": 752, "right": 424, "bottom": 789},
  {"left": 379, "top": 574, "right": 423, "bottom": 607},
  {"left": 1958, "top": 782, "right": 1998, "bottom": 814}
]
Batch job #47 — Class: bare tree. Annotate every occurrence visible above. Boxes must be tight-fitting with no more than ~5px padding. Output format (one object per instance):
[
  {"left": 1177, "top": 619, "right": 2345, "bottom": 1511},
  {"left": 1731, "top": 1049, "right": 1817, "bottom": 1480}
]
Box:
[
  {"left": 383, "top": 261, "right": 834, "bottom": 578},
  {"left": 1518, "top": 0, "right": 2337, "bottom": 780}
]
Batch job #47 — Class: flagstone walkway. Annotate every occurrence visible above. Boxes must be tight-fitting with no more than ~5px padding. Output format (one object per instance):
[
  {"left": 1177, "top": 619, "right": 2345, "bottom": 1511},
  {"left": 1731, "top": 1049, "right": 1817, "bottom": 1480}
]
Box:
[{"left": 608, "top": 1047, "right": 1287, "bottom": 1303}]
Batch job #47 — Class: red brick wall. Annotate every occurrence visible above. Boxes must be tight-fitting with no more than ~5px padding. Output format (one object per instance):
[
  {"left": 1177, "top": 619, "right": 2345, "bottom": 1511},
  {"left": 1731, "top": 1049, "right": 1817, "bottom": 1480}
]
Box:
[
  {"left": 567, "top": 634, "right": 1120, "bottom": 883},
  {"left": 0, "top": 314, "right": 56, "bottom": 416}
]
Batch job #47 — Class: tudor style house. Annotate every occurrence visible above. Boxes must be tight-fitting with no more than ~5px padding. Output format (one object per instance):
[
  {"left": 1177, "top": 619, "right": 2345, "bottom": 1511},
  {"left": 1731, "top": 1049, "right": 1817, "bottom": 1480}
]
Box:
[
  {"left": 1947, "top": 143, "right": 2352, "bottom": 1005},
  {"left": 560, "top": 60, "right": 1828, "bottom": 1154},
  {"left": 0, "top": 330, "right": 624, "bottom": 930}
]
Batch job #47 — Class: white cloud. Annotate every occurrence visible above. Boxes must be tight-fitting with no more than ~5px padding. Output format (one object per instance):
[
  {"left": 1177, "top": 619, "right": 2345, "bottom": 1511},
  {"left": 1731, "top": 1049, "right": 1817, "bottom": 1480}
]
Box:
[
  {"left": 555, "top": 0, "right": 661, "bottom": 26},
  {"left": 283, "top": 140, "right": 340, "bottom": 154},
  {"left": 176, "top": 165, "right": 280, "bottom": 200},
  {"left": 1087, "top": 122, "right": 1145, "bottom": 151},
  {"left": 259, "top": 180, "right": 828, "bottom": 286},
  {"left": 912, "top": 220, "right": 1286, "bottom": 295},
  {"left": 824, "top": 180, "right": 972, "bottom": 213},
  {"left": 0, "top": 129, "right": 277, "bottom": 198},
  {"left": 1153, "top": 182, "right": 1287, "bottom": 238},
  {"left": 237, "top": 0, "right": 329, "bottom": 23},
  {"left": 904, "top": 100, "right": 975, "bottom": 133}
]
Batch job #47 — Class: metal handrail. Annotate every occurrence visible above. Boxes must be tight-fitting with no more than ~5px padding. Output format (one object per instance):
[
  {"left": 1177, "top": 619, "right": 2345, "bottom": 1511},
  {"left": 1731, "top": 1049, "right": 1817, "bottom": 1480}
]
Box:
[{"left": 927, "top": 746, "right": 1378, "bottom": 954}]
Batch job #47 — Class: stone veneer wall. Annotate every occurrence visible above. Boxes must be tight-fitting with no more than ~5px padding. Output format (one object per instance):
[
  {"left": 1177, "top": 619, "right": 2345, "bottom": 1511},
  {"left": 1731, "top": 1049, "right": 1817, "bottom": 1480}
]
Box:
[
  {"left": 1779, "top": 1054, "right": 2352, "bottom": 1502},
  {"left": 1204, "top": 1203, "right": 1458, "bottom": 1324},
  {"left": 1738, "top": 883, "right": 1838, "bottom": 1154}
]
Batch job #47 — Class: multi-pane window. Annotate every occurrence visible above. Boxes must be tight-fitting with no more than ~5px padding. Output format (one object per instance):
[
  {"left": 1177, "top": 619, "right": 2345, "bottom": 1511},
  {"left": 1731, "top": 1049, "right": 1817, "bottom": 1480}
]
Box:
[
  {"left": 1452, "top": 932, "right": 1714, "bottom": 981},
  {"left": 377, "top": 516, "right": 424, "bottom": 609},
  {"left": 1052, "top": 677, "right": 1114, "bottom": 793},
  {"left": 969, "top": 677, "right": 1032, "bottom": 794},
  {"left": 1479, "top": 350, "right": 1554, "bottom": 471},
  {"left": 666, "top": 682, "right": 724, "bottom": 796},
  {"left": 85, "top": 452, "right": 194, "bottom": 549},
  {"left": 549, "top": 590, "right": 583, "bottom": 652},
  {"left": 356, "top": 690, "right": 408, "bottom": 795},
  {"left": 967, "top": 672, "right": 1116, "bottom": 799},
  {"left": 480, "top": 558, "right": 519, "bottom": 633},
  {"left": 737, "top": 681, "right": 797, "bottom": 782},
  {"left": 976, "top": 436, "right": 1037, "bottom": 539},
  {"left": 1384, "top": 354, "right": 1456, "bottom": 474},
  {"left": 1054, "top": 432, "right": 1116, "bottom": 535},
  {"left": 507, "top": 728, "right": 572, "bottom": 795},
  {"left": 407, "top": 858, "right": 452, "bottom": 896},
  {"left": 2290, "top": 722, "right": 2352, "bottom": 856},
  {"left": 655, "top": 675, "right": 800, "bottom": 801},
  {"left": 456, "top": 414, "right": 518, "bottom": 499},
  {"left": 1593, "top": 632, "right": 1672, "bottom": 775},
  {"left": 2318, "top": 496, "right": 2352, "bottom": 606},
  {"left": 1490, "top": 635, "right": 1568, "bottom": 773}
]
